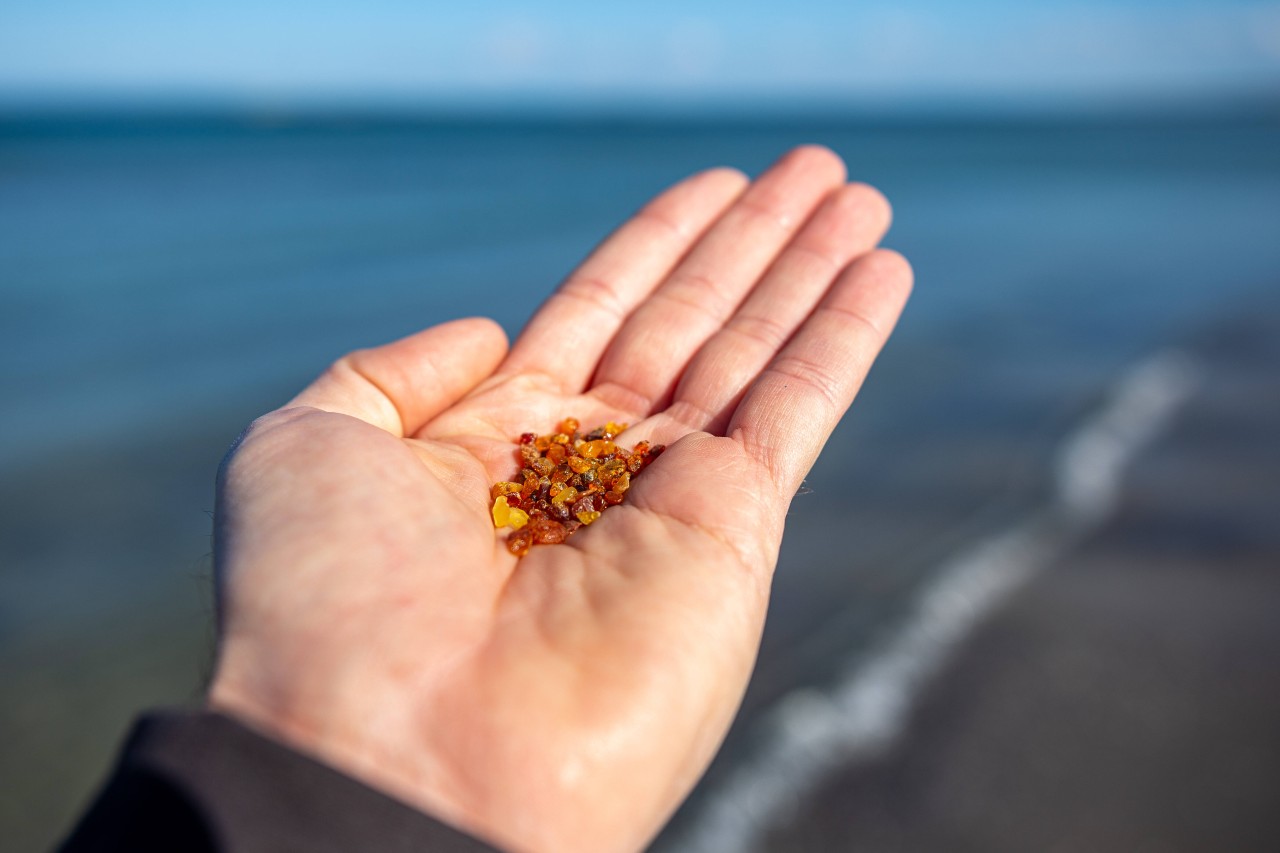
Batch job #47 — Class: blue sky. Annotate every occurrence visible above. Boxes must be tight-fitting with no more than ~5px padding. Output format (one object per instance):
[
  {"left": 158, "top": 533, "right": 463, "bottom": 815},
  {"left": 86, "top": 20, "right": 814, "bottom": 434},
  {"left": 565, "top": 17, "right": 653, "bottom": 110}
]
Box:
[{"left": 2, "top": 1, "right": 1279, "bottom": 108}]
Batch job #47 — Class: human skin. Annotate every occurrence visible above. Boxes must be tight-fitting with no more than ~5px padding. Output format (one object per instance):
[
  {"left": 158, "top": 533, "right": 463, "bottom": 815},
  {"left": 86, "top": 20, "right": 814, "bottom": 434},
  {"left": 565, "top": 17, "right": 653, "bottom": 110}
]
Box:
[{"left": 207, "top": 145, "right": 912, "bottom": 853}]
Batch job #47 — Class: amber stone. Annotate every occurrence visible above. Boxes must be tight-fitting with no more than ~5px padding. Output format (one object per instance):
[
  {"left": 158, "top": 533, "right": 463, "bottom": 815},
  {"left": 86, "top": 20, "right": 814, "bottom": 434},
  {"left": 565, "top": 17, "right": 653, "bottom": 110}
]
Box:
[
  {"left": 491, "top": 481, "right": 522, "bottom": 500},
  {"left": 530, "top": 517, "right": 567, "bottom": 544},
  {"left": 508, "top": 528, "right": 533, "bottom": 556},
  {"left": 551, "top": 486, "right": 579, "bottom": 506}
]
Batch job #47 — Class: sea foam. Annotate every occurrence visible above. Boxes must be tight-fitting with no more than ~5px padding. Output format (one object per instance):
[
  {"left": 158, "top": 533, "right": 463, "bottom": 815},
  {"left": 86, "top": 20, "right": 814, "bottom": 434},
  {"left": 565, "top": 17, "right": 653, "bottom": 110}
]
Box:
[{"left": 670, "top": 350, "right": 1202, "bottom": 853}]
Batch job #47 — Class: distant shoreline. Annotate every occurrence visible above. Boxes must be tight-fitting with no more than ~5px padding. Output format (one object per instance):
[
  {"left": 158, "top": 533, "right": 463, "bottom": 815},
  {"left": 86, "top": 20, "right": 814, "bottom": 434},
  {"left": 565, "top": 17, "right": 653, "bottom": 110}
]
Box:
[{"left": 3, "top": 93, "right": 1279, "bottom": 133}]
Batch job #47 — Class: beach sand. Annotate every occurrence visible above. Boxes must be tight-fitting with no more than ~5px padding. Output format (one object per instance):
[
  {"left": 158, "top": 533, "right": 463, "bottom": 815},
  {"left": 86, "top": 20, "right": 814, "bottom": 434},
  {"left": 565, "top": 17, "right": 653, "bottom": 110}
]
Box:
[{"left": 753, "top": 310, "right": 1280, "bottom": 851}]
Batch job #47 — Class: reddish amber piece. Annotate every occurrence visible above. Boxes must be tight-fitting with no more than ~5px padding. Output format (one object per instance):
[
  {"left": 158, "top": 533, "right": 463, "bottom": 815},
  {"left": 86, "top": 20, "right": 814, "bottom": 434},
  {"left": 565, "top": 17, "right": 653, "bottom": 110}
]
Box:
[
  {"left": 508, "top": 528, "right": 533, "bottom": 556},
  {"left": 530, "top": 517, "right": 567, "bottom": 545}
]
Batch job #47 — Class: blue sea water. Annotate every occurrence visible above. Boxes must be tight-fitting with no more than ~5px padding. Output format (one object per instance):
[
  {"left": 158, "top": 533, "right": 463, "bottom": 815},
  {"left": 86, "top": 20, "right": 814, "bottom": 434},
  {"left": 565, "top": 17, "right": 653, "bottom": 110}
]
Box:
[
  {"left": 1, "top": 111, "right": 1279, "bottom": 848},
  {"left": 2, "top": 115, "right": 1278, "bottom": 468}
]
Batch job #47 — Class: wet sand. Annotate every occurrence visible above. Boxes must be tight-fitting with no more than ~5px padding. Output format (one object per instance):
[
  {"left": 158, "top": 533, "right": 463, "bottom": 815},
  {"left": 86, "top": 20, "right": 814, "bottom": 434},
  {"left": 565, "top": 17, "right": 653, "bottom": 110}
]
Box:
[{"left": 758, "top": 310, "right": 1280, "bottom": 851}]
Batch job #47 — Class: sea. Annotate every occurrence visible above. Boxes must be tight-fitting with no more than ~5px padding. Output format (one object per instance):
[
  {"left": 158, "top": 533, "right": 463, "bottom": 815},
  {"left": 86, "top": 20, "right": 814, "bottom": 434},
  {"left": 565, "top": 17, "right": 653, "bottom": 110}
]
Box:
[{"left": 2, "top": 109, "right": 1278, "bottom": 850}]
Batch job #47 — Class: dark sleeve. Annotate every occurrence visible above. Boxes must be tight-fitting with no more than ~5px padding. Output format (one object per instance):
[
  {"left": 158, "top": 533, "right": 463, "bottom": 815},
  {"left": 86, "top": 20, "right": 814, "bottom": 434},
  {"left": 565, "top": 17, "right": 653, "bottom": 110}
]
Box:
[{"left": 57, "top": 710, "right": 500, "bottom": 853}]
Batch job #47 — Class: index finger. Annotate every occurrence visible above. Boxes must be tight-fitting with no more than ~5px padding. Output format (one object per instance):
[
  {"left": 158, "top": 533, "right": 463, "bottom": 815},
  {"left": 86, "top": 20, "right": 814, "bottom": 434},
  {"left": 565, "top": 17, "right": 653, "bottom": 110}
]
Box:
[{"left": 499, "top": 167, "right": 748, "bottom": 392}]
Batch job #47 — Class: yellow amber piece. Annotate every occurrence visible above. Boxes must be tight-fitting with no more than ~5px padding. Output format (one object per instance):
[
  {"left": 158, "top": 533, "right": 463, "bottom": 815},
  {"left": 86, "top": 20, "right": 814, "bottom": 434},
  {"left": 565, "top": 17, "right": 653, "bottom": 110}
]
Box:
[
  {"left": 575, "top": 510, "right": 602, "bottom": 525},
  {"left": 492, "top": 496, "right": 511, "bottom": 528},
  {"left": 492, "top": 495, "right": 529, "bottom": 530}
]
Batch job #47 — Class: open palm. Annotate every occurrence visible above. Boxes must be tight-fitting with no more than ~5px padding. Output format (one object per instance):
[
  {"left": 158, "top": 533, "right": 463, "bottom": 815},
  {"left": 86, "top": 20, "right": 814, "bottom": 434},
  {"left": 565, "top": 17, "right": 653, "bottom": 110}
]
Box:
[{"left": 208, "top": 146, "right": 911, "bottom": 853}]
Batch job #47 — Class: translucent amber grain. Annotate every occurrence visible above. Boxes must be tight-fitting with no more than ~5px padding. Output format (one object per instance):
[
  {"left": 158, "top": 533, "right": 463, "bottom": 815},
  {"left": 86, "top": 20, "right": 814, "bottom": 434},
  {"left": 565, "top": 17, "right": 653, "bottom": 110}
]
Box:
[
  {"left": 491, "top": 495, "right": 531, "bottom": 530},
  {"left": 489, "top": 417, "right": 663, "bottom": 557}
]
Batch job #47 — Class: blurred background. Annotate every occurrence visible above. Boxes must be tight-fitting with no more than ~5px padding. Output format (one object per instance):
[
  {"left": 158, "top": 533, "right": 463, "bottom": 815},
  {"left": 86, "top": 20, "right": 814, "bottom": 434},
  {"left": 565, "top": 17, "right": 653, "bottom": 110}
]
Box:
[{"left": 3, "top": 2, "right": 1279, "bottom": 851}]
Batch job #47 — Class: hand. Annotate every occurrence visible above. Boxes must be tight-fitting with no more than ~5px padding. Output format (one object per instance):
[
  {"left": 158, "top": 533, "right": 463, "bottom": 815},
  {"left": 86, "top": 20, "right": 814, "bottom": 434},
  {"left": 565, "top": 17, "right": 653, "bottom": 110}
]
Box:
[{"left": 207, "top": 146, "right": 911, "bottom": 853}]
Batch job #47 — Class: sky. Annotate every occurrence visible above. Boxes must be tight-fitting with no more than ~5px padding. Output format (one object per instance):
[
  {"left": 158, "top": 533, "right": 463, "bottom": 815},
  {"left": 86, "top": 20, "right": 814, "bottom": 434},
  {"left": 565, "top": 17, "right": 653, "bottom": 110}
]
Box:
[{"left": 2, "top": 1, "right": 1279, "bottom": 110}]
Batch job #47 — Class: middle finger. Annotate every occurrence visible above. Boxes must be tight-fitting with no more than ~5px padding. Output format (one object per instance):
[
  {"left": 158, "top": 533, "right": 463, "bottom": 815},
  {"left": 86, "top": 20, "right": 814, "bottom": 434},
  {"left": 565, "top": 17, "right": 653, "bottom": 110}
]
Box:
[{"left": 586, "top": 145, "right": 847, "bottom": 417}]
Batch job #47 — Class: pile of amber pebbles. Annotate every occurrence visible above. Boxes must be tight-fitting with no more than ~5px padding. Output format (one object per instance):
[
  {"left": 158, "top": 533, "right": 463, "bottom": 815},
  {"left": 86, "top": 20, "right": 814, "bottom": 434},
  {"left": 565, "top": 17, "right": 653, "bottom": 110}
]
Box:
[{"left": 490, "top": 417, "right": 664, "bottom": 556}]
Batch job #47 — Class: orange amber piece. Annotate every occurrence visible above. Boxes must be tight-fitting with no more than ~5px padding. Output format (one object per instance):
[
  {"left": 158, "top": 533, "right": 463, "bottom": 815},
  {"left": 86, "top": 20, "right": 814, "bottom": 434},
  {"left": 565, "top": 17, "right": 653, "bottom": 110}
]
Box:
[
  {"left": 557, "top": 417, "right": 580, "bottom": 434},
  {"left": 579, "top": 440, "right": 611, "bottom": 459},
  {"left": 551, "top": 486, "right": 579, "bottom": 507}
]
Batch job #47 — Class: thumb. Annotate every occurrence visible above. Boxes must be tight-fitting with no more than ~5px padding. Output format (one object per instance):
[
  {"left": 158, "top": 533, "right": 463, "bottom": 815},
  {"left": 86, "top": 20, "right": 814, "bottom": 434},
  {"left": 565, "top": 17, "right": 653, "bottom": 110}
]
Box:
[{"left": 289, "top": 317, "right": 509, "bottom": 436}]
